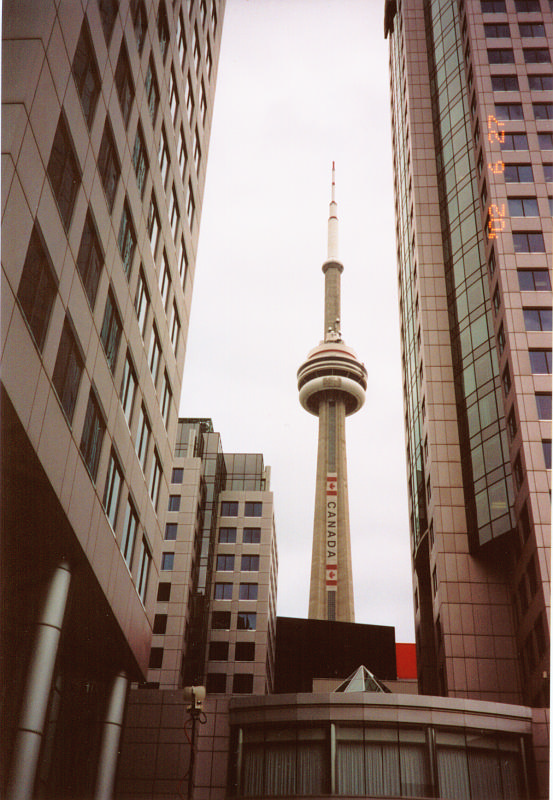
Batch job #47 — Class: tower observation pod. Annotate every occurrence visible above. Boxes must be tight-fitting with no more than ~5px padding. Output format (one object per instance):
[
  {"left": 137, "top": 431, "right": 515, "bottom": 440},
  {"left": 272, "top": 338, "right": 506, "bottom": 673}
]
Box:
[{"left": 297, "top": 165, "right": 367, "bottom": 623}]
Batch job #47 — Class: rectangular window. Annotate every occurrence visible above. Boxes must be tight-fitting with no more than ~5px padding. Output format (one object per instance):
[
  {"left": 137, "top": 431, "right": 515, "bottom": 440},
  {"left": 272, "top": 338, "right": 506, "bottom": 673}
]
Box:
[
  {"left": 534, "top": 103, "right": 553, "bottom": 120},
  {"left": 147, "top": 192, "right": 160, "bottom": 257},
  {"left": 200, "top": 80, "right": 207, "bottom": 124},
  {"left": 172, "top": 467, "right": 183, "bottom": 484},
  {"left": 488, "top": 48, "right": 515, "bottom": 64},
  {"left": 120, "top": 353, "right": 137, "bottom": 425},
  {"left": 130, "top": 0, "right": 147, "bottom": 54},
  {"left": 244, "top": 502, "right": 262, "bottom": 517},
  {"left": 76, "top": 212, "right": 103, "bottom": 308},
  {"left": 538, "top": 133, "right": 553, "bottom": 149},
  {"left": 17, "top": 227, "right": 56, "bottom": 351},
  {"left": 80, "top": 389, "right": 105, "bottom": 481},
  {"left": 520, "top": 22, "right": 546, "bottom": 37},
  {"left": 132, "top": 123, "right": 148, "bottom": 197},
  {"left": 179, "top": 239, "right": 188, "bottom": 286},
  {"left": 211, "top": 611, "right": 231, "bottom": 629},
  {"left": 237, "top": 612, "right": 256, "bottom": 631},
  {"left": 170, "top": 302, "right": 180, "bottom": 354},
  {"left": 544, "top": 164, "right": 553, "bottom": 181},
  {"left": 221, "top": 501, "right": 238, "bottom": 516},
  {"left": 177, "top": 126, "right": 187, "bottom": 180},
  {"left": 518, "top": 269, "right": 551, "bottom": 291},
  {"left": 169, "top": 186, "right": 179, "bottom": 240},
  {"left": 149, "top": 647, "right": 163, "bottom": 668},
  {"left": 186, "top": 180, "right": 195, "bottom": 226},
  {"left": 185, "top": 73, "right": 194, "bottom": 122},
  {"left": 121, "top": 498, "right": 138, "bottom": 567},
  {"left": 243, "top": 528, "right": 261, "bottom": 544},
  {"left": 159, "top": 128, "right": 170, "bottom": 189},
  {"left": 501, "top": 133, "right": 528, "bottom": 151},
  {"left": 169, "top": 67, "right": 179, "bottom": 123},
  {"left": 135, "top": 404, "right": 151, "bottom": 472},
  {"left": 149, "top": 450, "right": 162, "bottom": 510},
  {"left": 145, "top": 58, "right": 159, "bottom": 123},
  {"left": 160, "top": 371, "right": 172, "bottom": 428},
  {"left": 504, "top": 164, "right": 533, "bottom": 182},
  {"left": 159, "top": 251, "right": 171, "bottom": 311},
  {"left": 134, "top": 269, "right": 150, "bottom": 338},
  {"left": 98, "top": 121, "right": 120, "bottom": 212},
  {"left": 100, "top": 289, "right": 122, "bottom": 373},
  {"left": 148, "top": 325, "right": 161, "bottom": 384},
  {"left": 162, "top": 524, "right": 177, "bottom": 544},
  {"left": 241, "top": 555, "right": 259, "bottom": 571},
  {"left": 209, "top": 641, "right": 229, "bottom": 660},
  {"left": 543, "top": 440, "right": 552, "bottom": 469},
  {"left": 529, "top": 75, "right": 553, "bottom": 91},
  {"left": 235, "top": 642, "right": 255, "bottom": 662},
  {"left": 529, "top": 349, "right": 552, "bottom": 374},
  {"left": 168, "top": 494, "right": 180, "bottom": 511},
  {"left": 239, "top": 583, "right": 258, "bottom": 600},
  {"left": 508, "top": 197, "right": 539, "bottom": 216},
  {"left": 47, "top": 116, "right": 80, "bottom": 230},
  {"left": 491, "top": 75, "right": 519, "bottom": 91},
  {"left": 153, "top": 613, "right": 167, "bottom": 634},
  {"left": 232, "top": 674, "right": 253, "bottom": 694},
  {"left": 52, "top": 317, "right": 83, "bottom": 423},
  {"left": 114, "top": 44, "right": 134, "bottom": 127},
  {"left": 103, "top": 450, "right": 123, "bottom": 529},
  {"left": 524, "top": 308, "right": 552, "bottom": 331},
  {"left": 157, "top": 582, "right": 171, "bottom": 601},
  {"left": 136, "top": 536, "right": 151, "bottom": 603},
  {"left": 117, "top": 199, "right": 136, "bottom": 277},
  {"left": 216, "top": 554, "right": 235, "bottom": 571},
  {"left": 72, "top": 23, "right": 100, "bottom": 128},
  {"left": 214, "top": 582, "right": 232, "bottom": 600},
  {"left": 219, "top": 527, "right": 237, "bottom": 543},
  {"left": 98, "top": 0, "right": 118, "bottom": 43},
  {"left": 484, "top": 23, "right": 510, "bottom": 37},
  {"left": 513, "top": 232, "right": 546, "bottom": 253},
  {"left": 524, "top": 48, "right": 551, "bottom": 63},
  {"left": 536, "top": 393, "right": 552, "bottom": 420},
  {"left": 194, "top": 129, "right": 201, "bottom": 173},
  {"left": 495, "top": 103, "right": 523, "bottom": 120},
  {"left": 515, "top": 0, "right": 540, "bottom": 8},
  {"left": 157, "top": 1, "right": 169, "bottom": 60}
]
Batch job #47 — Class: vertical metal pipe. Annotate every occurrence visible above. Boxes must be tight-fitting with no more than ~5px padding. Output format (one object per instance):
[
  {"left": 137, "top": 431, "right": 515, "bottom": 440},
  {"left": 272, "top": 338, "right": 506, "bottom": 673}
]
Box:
[
  {"left": 93, "top": 671, "right": 129, "bottom": 800},
  {"left": 7, "top": 561, "right": 71, "bottom": 800}
]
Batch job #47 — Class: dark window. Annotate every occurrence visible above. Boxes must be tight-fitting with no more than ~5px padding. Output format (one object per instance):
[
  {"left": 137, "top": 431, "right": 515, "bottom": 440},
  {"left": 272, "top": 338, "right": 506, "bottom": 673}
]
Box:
[
  {"left": 103, "top": 450, "right": 123, "bottom": 529},
  {"left": 157, "top": 582, "right": 171, "bottom": 601},
  {"left": 145, "top": 58, "right": 159, "bottom": 123},
  {"left": 72, "top": 23, "right": 100, "bottom": 127},
  {"left": 504, "top": 163, "right": 533, "bottom": 181},
  {"left": 114, "top": 44, "right": 134, "bottom": 127},
  {"left": 481, "top": 0, "right": 506, "bottom": 9},
  {"left": 524, "top": 308, "right": 552, "bottom": 331},
  {"left": 206, "top": 673, "right": 226, "bottom": 693},
  {"left": 153, "top": 614, "right": 167, "bottom": 634},
  {"left": 75, "top": 213, "right": 103, "bottom": 310},
  {"left": 244, "top": 502, "right": 262, "bottom": 517},
  {"left": 529, "top": 75, "right": 553, "bottom": 90},
  {"left": 148, "top": 647, "right": 163, "bottom": 669},
  {"left": 161, "top": 552, "right": 174, "bottom": 570},
  {"left": 524, "top": 48, "right": 551, "bottom": 63},
  {"left": 160, "top": 371, "right": 172, "bottom": 429},
  {"left": 497, "top": 325, "right": 506, "bottom": 354},
  {"left": 132, "top": 124, "right": 148, "bottom": 196},
  {"left": 172, "top": 468, "right": 184, "bottom": 483},
  {"left": 235, "top": 642, "right": 255, "bottom": 662},
  {"left": 518, "top": 269, "right": 551, "bottom": 290},
  {"left": 538, "top": 133, "right": 553, "bottom": 149},
  {"left": 120, "top": 353, "right": 136, "bottom": 424},
  {"left": 216, "top": 554, "right": 235, "bottom": 571},
  {"left": 508, "top": 197, "right": 539, "bottom": 216},
  {"left": 47, "top": 116, "right": 80, "bottom": 230},
  {"left": 241, "top": 555, "right": 259, "bottom": 571},
  {"left": 501, "top": 133, "right": 528, "bottom": 150},
  {"left": 536, "top": 393, "right": 552, "bottom": 419},
  {"left": 177, "top": 11, "right": 186, "bottom": 67},
  {"left": 219, "top": 527, "right": 237, "bottom": 543},
  {"left": 98, "top": 122, "right": 120, "bottom": 212},
  {"left": 543, "top": 440, "right": 552, "bottom": 468},
  {"left": 130, "top": 0, "right": 147, "bottom": 53},
  {"left": 211, "top": 611, "right": 231, "bottom": 630},
  {"left": 495, "top": 103, "right": 523, "bottom": 120},
  {"left": 17, "top": 227, "right": 56, "bottom": 351},
  {"left": 147, "top": 191, "right": 160, "bottom": 255},
  {"left": 507, "top": 409, "right": 517, "bottom": 440},
  {"left": 243, "top": 528, "right": 261, "bottom": 544},
  {"left": 165, "top": 522, "right": 177, "bottom": 540},
  {"left": 159, "top": 128, "right": 170, "bottom": 188},
  {"left": 488, "top": 48, "right": 515, "bottom": 64},
  {"left": 118, "top": 200, "right": 136, "bottom": 277},
  {"left": 514, "top": 0, "right": 540, "bottom": 8},
  {"left": 135, "top": 269, "right": 150, "bottom": 337},
  {"left": 513, "top": 232, "right": 546, "bottom": 252},
  {"left": 80, "top": 390, "right": 105, "bottom": 481},
  {"left": 232, "top": 673, "right": 253, "bottom": 694},
  {"left": 149, "top": 450, "right": 162, "bottom": 511},
  {"left": 168, "top": 495, "right": 180, "bottom": 511},
  {"left": 121, "top": 499, "right": 138, "bottom": 567},
  {"left": 544, "top": 164, "right": 553, "bottom": 181},
  {"left": 529, "top": 349, "right": 552, "bottom": 373},
  {"left": 484, "top": 23, "right": 510, "bottom": 37},
  {"left": 157, "top": 1, "right": 169, "bottom": 60},
  {"left": 209, "top": 641, "right": 229, "bottom": 660},
  {"left": 221, "top": 501, "right": 238, "bottom": 516},
  {"left": 502, "top": 364, "right": 512, "bottom": 396},
  {"left": 520, "top": 22, "right": 546, "bottom": 37},
  {"left": 239, "top": 583, "right": 258, "bottom": 600},
  {"left": 214, "top": 583, "right": 232, "bottom": 600},
  {"left": 534, "top": 103, "right": 553, "bottom": 120},
  {"left": 237, "top": 612, "right": 256, "bottom": 631},
  {"left": 98, "top": 0, "right": 118, "bottom": 43},
  {"left": 491, "top": 75, "right": 519, "bottom": 91},
  {"left": 100, "top": 289, "right": 122, "bottom": 372},
  {"left": 148, "top": 325, "right": 161, "bottom": 383},
  {"left": 53, "top": 317, "right": 83, "bottom": 423},
  {"left": 170, "top": 302, "right": 180, "bottom": 353}
]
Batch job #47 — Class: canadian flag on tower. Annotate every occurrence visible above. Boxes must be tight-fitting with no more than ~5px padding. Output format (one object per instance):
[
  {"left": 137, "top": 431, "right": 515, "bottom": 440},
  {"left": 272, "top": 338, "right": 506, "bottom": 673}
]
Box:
[
  {"left": 326, "top": 476, "right": 337, "bottom": 495},
  {"left": 326, "top": 565, "right": 338, "bottom": 586}
]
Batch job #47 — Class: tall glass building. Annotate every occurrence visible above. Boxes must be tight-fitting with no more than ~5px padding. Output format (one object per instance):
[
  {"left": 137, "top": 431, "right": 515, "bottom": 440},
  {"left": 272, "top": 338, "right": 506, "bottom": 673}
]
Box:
[{"left": 385, "top": 0, "right": 550, "bottom": 707}]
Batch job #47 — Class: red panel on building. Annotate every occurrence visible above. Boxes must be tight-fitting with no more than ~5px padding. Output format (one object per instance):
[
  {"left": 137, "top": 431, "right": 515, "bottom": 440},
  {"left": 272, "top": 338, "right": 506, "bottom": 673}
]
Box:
[{"left": 396, "top": 643, "right": 417, "bottom": 679}]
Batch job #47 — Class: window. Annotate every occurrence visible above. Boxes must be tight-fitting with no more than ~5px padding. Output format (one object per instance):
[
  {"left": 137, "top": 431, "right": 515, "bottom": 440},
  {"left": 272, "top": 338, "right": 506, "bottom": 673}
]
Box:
[
  {"left": 193, "top": 25, "right": 201, "bottom": 73},
  {"left": 245, "top": 502, "right": 262, "bottom": 517},
  {"left": 100, "top": 289, "right": 122, "bottom": 373},
  {"left": 186, "top": 180, "right": 195, "bottom": 226},
  {"left": 98, "top": 0, "right": 118, "bottom": 40},
  {"left": 145, "top": 57, "right": 159, "bottom": 124},
  {"left": 206, "top": 40, "right": 212, "bottom": 78},
  {"left": 75, "top": 212, "right": 103, "bottom": 309},
  {"left": 206, "top": 673, "right": 226, "bottom": 693},
  {"left": 157, "top": 1, "right": 169, "bottom": 60},
  {"left": 501, "top": 133, "right": 528, "bottom": 150},
  {"left": 153, "top": 614, "right": 167, "bottom": 634},
  {"left": 157, "top": 582, "right": 171, "bottom": 601},
  {"left": 130, "top": 0, "right": 147, "bottom": 53},
  {"left": 508, "top": 409, "right": 517, "bottom": 440},
  {"left": 232, "top": 674, "right": 253, "bottom": 694},
  {"left": 159, "top": 128, "right": 169, "bottom": 188},
  {"left": 169, "top": 186, "right": 179, "bottom": 240},
  {"left": 121, "top": 499, "right": 138, "bottom": 567},
  {"left": 235, "top": 642, "right": 255, "bottom": 662},
  {"left": 17, "top": 228, "right": 56, "bottom": 351},
  {"left": 237, "top": 612, "right": 256, "bottom": 631},
  {"left": 219, "top": 527, "right": 237, "bottom": 543},
  {"left": 149, "top": 647, "right": 163, "bottom": 669},
  {"left": 518, "top": 269, "right": 551, "bottom": 290},
  {"left": 544, "top": 164, "right": 553, "bottom": 181},
  {"left": 120, "top": 353, "right": 137, "bottom": 425},
  {"left": 529, "top": 349, "right": 552, "bottom": 373},
  {"left": 132, "top": 124, "right": 148, "bottom": 196},
  {"left": 211, "top": 611, "right": 231, "bottom": 629},
  {"left": 549, "top": 196, "right": 553, "bottom": 214},
  {"left": 209, "top": 641, "right": 229, "bottom": 660},
  {"left": 179, "top": 239, "right": 188, "bottom": 286},
  {"left": 488, "top": 48, "right": 515, "bottom": 64},
  {"left": 543, "top": 440, "right": 552, "bottom": 469},
  {"left": 168, "top": 494, "right": 180, "bottom": 511},
  {"left": 103, "top": 450, "right": 123, "bottom": 529},
  {"left": 170, "top": 302, "right": 180, "bottom": 353},
  {"left": 185, "top": 73, "right": 194, "bottom": 121},
  {"left": 172, "top": 467, "right": 183, "bottom": 484},
  {"left": 495, "top": 103, "right": 523, "bottom": 120},
  {"left": 80, "top": 390, "right": 105, "bottom": 481},
  {"left": 149, "top": 449, "right": 162, "bottom": 510},
  {"left": 530, "top": 75, "right": 553, "bottom": 90},
  {"left": 497, "top": 324, "right": 506, "bottom": 355},
  {"left": 117, "top": 200, "right": 136, "bottom": 277},
  {"left": 147, "top": 192, "right": 160, "bottom": 256},
  {"left": 72, "top": 23, "right": 100, "bottom": 128},
  {"left": 161, "top": 552, "right": 174, "bottom": 570},
  {"left": 148, "top": 325, "right": 161, "bottom": 383},
  {"left": 524, "top": 308, "right": 552, "bottom": 331},
  {"left": 135, "top": 404, "right": 151, "bottom": 472},
  {"left": 97, "top": 123, "right": 120, "bottom": 212},
  {"left": 491, "top": 75, "right": 519, "bottom": 91},
  {"left": 194, "top": 129, "right": 201, "bottom": 173},
  {"left": 177, "top": 11, "right": 186, "bottom": 67},
  {"left": 165, "top": 522, "right": 178, "bottom": 540},
  {"left": 536, "top": 393, "right": 552, "bottom": 420},
  {"left": 177, "top": 126, "right": 187, "bottom": 180},
  {"left": 241, "top": 555, "right": 259, "bottom": 571},
  {"left": 515, "top": 0, "right": 540, "bottom": 8},
  {"left": 513, "top": 232, "right": 546, "bottom": 252},
  {"left": 211, "top": 3, "right": 217, "bottom": 32},
  {"left": 481, "top": 0, "right": 506, "bottom": 8},
  {"left": 538, "top": 133, "right": 553, "bottom": 149},
  {"left": 484, "top": 23, "right": 510, "bottom": 37},
  {"left": 214, "top": 582, "right": 232, "bottom": 600},
  {"left": 48, "top": 116, "right": 80, "bottom": 230},
  {"left": 502, "top": 364, "right": 512, "bottom": 396},
  {"left": 221, "top": 501, "right": 238, "bottom": 516},
  {"left": 239, "top": 583, "right": 258, "bottom": 600},
  {"left": 243, "top": 528, "right": 261, "bottom": 544},
  {"left": 534, "top": 103, "right": 553, "bottom": 120},
  {"left": 524, "top": 48, "right": 551, "bottom": 63},
  {"left": 169, "top": 67, "right": 179, "bottom": 123},
  {"left": 114, "top": 44, "right": 134, "bottom": 127},
  {"left": 53, "top": 317, "right": 83, "bottom": 423},
  {"left": 135, "top": 269, "right": 150, "bottom": 338},
  {"left": 200, "top": 80, "right": 207, "bottom": 124},
  {"left": 160, "top": 371, "right": 172, "bottom": 428},
  {"left": 508, "top": 197, "right": 539, "bottom": 216},
  {"left": 217, "top": 554, "right": 235, "bottom": 571},
  {"left": 159, "top": 251, "right": 171, "bottom": 310},
  {"left": 519, "top": 22, "right": 546, "bottom": 37},
  {"left": 504, "top": 164, "right": 533, "bottom": 181}
]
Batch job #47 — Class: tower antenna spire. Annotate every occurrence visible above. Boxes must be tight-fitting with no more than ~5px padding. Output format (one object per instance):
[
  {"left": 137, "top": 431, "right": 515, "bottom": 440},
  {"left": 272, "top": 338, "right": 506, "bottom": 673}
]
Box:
[{"left": 328, "top": 162, "right": 338, "bottom": 260}]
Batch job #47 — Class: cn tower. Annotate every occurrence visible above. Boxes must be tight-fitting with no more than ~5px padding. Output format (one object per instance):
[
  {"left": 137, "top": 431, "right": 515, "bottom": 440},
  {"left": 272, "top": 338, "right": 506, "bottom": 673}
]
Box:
[{"left": 297, "top": 165, "right": 367, "bottom": 623}]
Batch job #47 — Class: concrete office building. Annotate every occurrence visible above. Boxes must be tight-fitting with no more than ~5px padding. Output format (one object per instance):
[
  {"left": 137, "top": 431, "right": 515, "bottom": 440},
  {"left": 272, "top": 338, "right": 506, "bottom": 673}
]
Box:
[
  {"left": 1, "top": 0, "right": 224, "bottom": 795},
  {"left": 297, "top": 165, "right": 368, "bottom": 623},
  {"left": 384, "top": 0, "right": 551, "bottom": 708}
]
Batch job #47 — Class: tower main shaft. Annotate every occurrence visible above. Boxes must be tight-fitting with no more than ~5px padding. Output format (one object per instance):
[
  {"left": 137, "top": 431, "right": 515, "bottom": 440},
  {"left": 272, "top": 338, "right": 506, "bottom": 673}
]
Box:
[{"left": 297, "top": 166, "right": 367, "bottom": 622}]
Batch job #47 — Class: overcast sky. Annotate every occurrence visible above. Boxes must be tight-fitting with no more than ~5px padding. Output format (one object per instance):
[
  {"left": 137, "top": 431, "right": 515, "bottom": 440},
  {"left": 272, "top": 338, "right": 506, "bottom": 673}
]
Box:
[{"left": 179, "top": 0, "right": 415, "bottom": 642}]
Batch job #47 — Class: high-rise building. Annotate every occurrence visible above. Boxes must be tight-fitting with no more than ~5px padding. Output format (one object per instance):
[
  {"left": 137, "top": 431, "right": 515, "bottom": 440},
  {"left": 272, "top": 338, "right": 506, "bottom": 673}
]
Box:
[
  {"left": 385, "top": 0, "right": 551, "bottom": 706},
  {"left": 297, "top": 166, "right": 368, "bottom": 623},
  {"left": 1, "top": 0, "right": 225, "bottom": 795}
]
